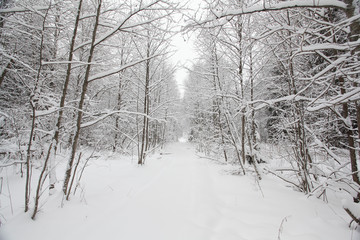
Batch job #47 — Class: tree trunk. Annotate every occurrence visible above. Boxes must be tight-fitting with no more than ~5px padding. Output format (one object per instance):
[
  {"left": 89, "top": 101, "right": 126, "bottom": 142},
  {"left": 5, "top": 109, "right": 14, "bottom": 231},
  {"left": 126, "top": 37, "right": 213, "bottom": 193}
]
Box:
[
  {"left": 339, "top": 77, "right": 360, "bottom": 201},
  {"left": 343, "top": 0, "right": 360, "bottom": 201},
  {"left": 0, "top": 0, "right": 10, "bottom": 37},
  {"left": 211, "top": 43, "right": 228, "bottom": 162},
  {"left": 114, "top": 73, "right": 123, "bottom": 152},
  {"left": 31, "top": 143, "right": 52, "bottom": 220},
  {"left": 138, "top": 37, "right": 151, "bottom": 165},
  {"left": 0, "top": 59, "right": 13, "bottom": 88},
  {"left": 114, "top": 47, "right": 125, "bottom": 152},
  {"left": 63, "top": 0, "right": 102, "bottom": 196},
  {"left": 235, "top": 14, "right": 246, "bottom": 165},
  {"left": 46, "top": 0, "right": 83, "bottom": 196},
  {"left": 25, "top": 103, "right": 35, "bottom": 213},
  {"left": 344, "top": 0, "right": 360, "bottom": 49},
  {"left": 25, "top": 4, "right": 51, "bottom": 212}
]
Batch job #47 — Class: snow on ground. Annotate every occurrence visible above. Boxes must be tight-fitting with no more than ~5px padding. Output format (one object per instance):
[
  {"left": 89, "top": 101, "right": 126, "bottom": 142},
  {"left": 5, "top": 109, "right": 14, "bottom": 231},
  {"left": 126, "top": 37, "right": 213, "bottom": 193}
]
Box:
[{"left": 0, "top": 142, "right": 357, "bottom": 240}]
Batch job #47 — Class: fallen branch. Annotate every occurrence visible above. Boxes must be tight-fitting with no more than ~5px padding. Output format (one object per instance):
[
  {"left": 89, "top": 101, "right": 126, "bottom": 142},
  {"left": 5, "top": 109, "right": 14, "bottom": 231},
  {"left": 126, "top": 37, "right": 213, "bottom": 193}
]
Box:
[
  {"left": 278, "top": 216, "right": 289, "bottom": 240},
  {"left": 344, "top": 208, "right": 360, "bottom": 226},
  {"left": 264, "top": 168, "right": 302, "bottom": 191},
  {"left": 342, "top": 199, "right": 360, "bottom": 227},
  {"left": 0, "top": 161, "right": 26, "bottom": 168}
]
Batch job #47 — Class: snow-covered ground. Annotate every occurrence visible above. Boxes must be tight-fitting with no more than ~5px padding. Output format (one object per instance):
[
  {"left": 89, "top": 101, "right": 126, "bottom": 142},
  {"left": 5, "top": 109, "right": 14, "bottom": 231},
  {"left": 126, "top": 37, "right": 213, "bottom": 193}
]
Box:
[{"left": 0, "top": 142, "right": 358, "bottom": 240}]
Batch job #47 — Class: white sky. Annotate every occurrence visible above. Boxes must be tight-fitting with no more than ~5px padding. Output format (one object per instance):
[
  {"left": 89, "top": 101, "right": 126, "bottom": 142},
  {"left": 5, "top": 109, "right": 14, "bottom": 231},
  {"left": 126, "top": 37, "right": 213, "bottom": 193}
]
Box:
[
  {"left": 170, "top": 33, "right": 197, "bottom": 98},
  {"left": 169, "top": 0, "right": 204, "bottom": 98}
]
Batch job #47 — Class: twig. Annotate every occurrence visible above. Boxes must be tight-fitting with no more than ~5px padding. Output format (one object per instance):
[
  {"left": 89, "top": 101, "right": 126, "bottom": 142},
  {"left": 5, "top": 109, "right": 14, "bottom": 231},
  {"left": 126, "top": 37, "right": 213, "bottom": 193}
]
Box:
[
  {"left": 278, "top": 216, "right": 289, "bottom": 240},
  {"left": 66, "top": 152, "right": 82, "bottom": 200},
  {"left": 344, "top": 207, "right": 360, "bottom": 227},
  {"left": 0, "top": 161, "right": 26, "bottom": 168},
  {"left": 73, "top": 152, "right": 94, "bottom": 196},
  {"left": 195, "top": 153, "right": 227, "bottom": 165},
  {"left": 31, "top": 142, "right": 53, "bottom": 220},
  {"left": 265, "top": 167, "right": 302, "bottom": 191},
  {"left": 255, "top": 176, "right": 265, "bottom": 198}
]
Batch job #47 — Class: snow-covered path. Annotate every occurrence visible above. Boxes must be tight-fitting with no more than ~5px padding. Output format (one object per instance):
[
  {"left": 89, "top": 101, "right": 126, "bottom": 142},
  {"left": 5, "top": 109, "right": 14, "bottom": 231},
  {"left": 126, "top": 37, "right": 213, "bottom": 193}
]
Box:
[{"left": 0, "top": 142, "right": 353, "bottom": 240}]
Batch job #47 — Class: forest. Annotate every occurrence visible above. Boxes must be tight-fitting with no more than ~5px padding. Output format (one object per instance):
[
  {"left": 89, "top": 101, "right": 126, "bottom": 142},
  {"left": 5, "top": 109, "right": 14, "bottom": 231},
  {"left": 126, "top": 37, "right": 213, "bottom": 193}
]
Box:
[{"left": 0, "top": 0, "right": 360, "bottom": 239}]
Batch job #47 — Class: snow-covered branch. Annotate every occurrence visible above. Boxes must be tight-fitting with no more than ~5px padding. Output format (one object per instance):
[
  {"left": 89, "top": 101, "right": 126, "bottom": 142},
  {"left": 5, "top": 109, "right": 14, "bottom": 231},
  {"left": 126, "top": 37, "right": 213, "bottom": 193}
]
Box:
[
  {"left": 1, "top": 52, "right": 37, "bottom": 73},
  {"left": 74, "top": 0, "right": 166, "bottom": 51},
  {"left": 186, "top": 0, "right": 347, "bottom": 28},
  {"left": 251, "top": 95, "right": 313, "bottom": 111},
  {"left": 88, "top": 54, "right": 161, "bottom": 82},
  {"left": 80, "top": 110, "right": 166, "bottom": 129},
  {"left": 307, "top": 87, "right": 360, "bottom": 111},
  {"left": 0, "top": 6, "right": 48, "bottom": 14},
  {"left": 0, "top": 161, "right": 26, "bottom": 168},
  {"left": 42, "top": 60, "right": 99, "bottom": 66},
  {"left": 299, "top": 40, "right": 360, "bottom": 52}
]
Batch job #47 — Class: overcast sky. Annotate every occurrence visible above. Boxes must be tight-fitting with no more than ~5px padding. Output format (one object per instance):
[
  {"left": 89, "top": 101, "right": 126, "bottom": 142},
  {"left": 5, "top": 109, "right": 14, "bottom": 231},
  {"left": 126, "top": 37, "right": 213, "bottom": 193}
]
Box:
[
  {"left": 169, "top": 0, "right": 205, "bottom": 98},
  {"left": 170, "top": 33, "right": 196, "bottom": 97}
]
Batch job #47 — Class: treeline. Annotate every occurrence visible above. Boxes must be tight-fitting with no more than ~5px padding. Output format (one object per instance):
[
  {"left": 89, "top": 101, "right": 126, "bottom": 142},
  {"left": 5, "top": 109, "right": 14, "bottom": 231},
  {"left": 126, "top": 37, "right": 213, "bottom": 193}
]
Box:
[{"left": 184, "top": 0, "right": 360, "bottom": 211}]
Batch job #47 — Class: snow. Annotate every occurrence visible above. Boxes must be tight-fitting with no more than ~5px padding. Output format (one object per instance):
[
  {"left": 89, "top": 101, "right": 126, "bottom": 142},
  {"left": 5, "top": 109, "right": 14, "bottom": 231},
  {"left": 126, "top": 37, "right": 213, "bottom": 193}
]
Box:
[
  {"left": 300, "top": 39, "right": 360, "bottom": 52},
  {"left": 308, "top": 86, "right": 360, "bottom": 112},
  {"left": 187, "top": 0, "right": 348, "bottom": 28},
  {"left": 0, "top": 143, "right": 356, "bottom": 240}
]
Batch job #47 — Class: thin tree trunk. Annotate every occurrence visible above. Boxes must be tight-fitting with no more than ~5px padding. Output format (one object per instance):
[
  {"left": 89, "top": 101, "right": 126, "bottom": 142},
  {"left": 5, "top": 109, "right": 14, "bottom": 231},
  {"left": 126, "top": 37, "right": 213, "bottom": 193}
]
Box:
[
  {"left": 247, "top": 132, "right": 261, "bottom": 179},
  {"left": 46, "top": 0, "right": 83, "bottom": 195},
  {"left": 285, "top": 9, "right": 312, "bottom": 193},
  {"left": 344, "top": 0, "right": 360, "bottom": 51},
  {"left": 114, "top": 48, "right": 125, "bottom": 152},
  {"left": 0, "top": 0, "right": 10, "bottom": 37},
  {"left": 236, "top": 17, "right": 246, "bottom": 165},
  {"left": 63, "top": 0, "right": 102, "bottom": 196},
  {"left": 54, "top": 0, "right": 83, "bottom": 151},
  {"left": 211, "top": 43, "right": 228, "bottom": 162},
  {"left": 25, "top": 104, "right": 35, "bottom": 213},
  {"left": 138, "top": 39, "right": 151, "bottom": 165},
  {"left": 25, "top": 5, "right": 50, "bottom": 212},
  {"left": 223, "top": 109, "right": 246, "bottom": 175},
  {"left": 161, "top": 109, "right": 167, "bottom": 149},
  {"left": 355, "top": 101, "right": 360, "bottom": 159},
  {"left": 114, "top": 73, "right": 123, "bottom": 152},
  {"left": 343, "top": 0, "right": 360, "bottom": 201},
  {"left": 248, "top": 45, "right": 261, "bottom": 180},
  {"left": 145, "top": 91, "right": 150, "bottom": 152},
  {"left": 31, "top": 143, "right": 52, "bottom": 220},
  {"left": 339, "top": 77, "right": 360, "bottom": 201},
  {"left": 0, "top": 59, "right": 13, "bottom": 88},
  {"left": 66, "top": 152, "right": 82, "bottom": 200}
]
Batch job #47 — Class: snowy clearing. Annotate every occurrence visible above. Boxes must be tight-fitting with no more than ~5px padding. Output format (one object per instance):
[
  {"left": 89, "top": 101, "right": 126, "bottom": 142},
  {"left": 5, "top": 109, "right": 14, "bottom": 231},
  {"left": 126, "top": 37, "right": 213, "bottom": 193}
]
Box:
[{"left": 0, "top": 142, "right": 356, "bottom": 240}]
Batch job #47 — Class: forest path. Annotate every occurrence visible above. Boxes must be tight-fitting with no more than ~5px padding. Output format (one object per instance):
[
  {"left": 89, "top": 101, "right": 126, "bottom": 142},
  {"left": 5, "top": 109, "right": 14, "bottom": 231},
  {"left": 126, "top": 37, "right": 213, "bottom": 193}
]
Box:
[{"left": 1, "top": 142, "right": 351, "bottom": 240}]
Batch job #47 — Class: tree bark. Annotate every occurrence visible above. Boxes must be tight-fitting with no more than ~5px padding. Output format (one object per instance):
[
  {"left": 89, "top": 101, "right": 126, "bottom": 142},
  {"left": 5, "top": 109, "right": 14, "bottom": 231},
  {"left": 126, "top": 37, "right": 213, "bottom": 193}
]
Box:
[
  {"left": 138, "top": 37, "right": 151, "bottom": 165},
  {"left": 0, "top": 59, "right": 13, "bottom": 88},
  {"left": 339, "top": 77, "right": 360, "bottom": 201},
  {"left": 235, "top": 14, "right": 246, "bottom": 165},
  {"left": 63, "top": 0, "right": 102, "bottom": 196},
  {"left": 31, "top": 143, "right": 52, "bottom": 220},
  {"left": 46, "top": 0, "right": 83, "bottom": 195},
  {"left": 211, "top": 43, "right": 228, "bottom": 162},
  {"left": 24, "top": 4, "right": 50, "bottom": 212}
]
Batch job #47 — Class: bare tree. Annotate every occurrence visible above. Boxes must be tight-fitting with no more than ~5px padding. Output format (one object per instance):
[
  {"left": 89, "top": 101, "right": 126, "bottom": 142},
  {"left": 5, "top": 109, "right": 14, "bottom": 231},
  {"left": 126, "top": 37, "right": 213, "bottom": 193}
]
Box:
[{"left": 63, "top": 0, "right": 102, "bottom": 196}]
